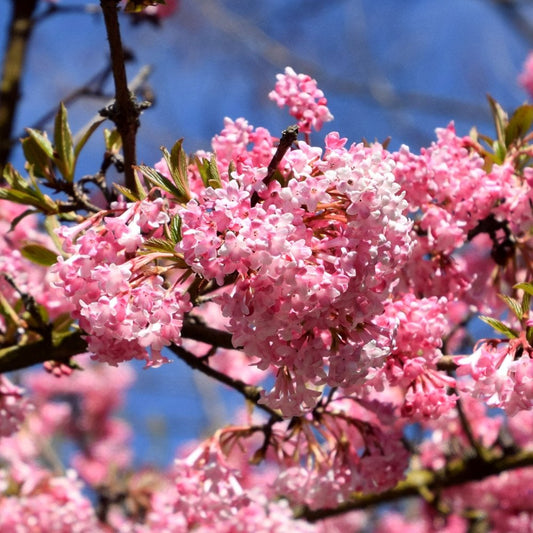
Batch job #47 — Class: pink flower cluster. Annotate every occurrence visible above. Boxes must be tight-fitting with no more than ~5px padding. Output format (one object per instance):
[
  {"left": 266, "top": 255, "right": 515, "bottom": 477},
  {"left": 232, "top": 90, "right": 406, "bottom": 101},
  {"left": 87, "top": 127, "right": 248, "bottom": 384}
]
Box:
[
  {"left": 134, "top": 438, "right": 315, "bottom": 532},
  {"left": 0, "top": 470, "right": 99, "bottom": 533},
  {"left": 0, "top": 198, "right": 72, "bottom": 322},
  {"left": 456, "top": 334, "right": 533, "bottom": 415},
  {"left": 372, "top": 294, "right": 457, "bottom": 419},
  {"left": 0, "top": 376, "right": 32, "bottom": 438},
  {"left": 269, "top": 67, "right": 334, "bottom": 134},
  {"left": 178, "top": 133, "right": 412, "bottom": 415},
  {"left": 52, "top": 199, "right": 192, "bottom": 367},
  {"left": 519, "top": 51, "right": 533, "bottom": 99},
  {"left": 24, "top": 356, "right": 135, "bottom": 486}
]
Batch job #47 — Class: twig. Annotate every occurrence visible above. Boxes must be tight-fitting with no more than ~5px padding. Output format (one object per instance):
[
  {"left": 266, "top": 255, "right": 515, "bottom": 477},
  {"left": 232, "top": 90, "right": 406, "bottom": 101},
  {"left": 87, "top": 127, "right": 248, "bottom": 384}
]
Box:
[
  {"left": 295, "top": 448, "right": 533, "bottom": 521},
  {"left": 99, "top": 0, "right": 145, "bottom": 193},
  {"left": 0, "top": 0, "right": 39, "bottom": 171},
  {"left": 250, "top": 125, "right": 298, "bottom": 206},
  {"left": 168, "top": 343, "right": 282, "bottom": 421}
]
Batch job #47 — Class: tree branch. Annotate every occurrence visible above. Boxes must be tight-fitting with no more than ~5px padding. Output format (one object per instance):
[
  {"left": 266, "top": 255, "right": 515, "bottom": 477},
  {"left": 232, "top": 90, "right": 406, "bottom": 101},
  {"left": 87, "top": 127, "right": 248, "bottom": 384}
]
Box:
[
  {"left": 0, "top": 321, "right": 238, "bottom": 374},
  {"left": 296, "top": 449, "right": 533, "bottom": 521},
  {"left": 99, "top": 0, "right": 144, "bottom": 193},
  {"left": 0, "top": 0, "right": 39, "bottom": 172}
]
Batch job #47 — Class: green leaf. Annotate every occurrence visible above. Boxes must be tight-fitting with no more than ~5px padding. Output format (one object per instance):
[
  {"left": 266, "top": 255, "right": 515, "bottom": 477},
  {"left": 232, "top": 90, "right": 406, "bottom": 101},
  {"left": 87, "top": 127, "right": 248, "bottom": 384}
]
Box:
[
  {"left": 114, "top": 183, "right": 145, "bottom": 202},
  {"left": 207, "top": 154, "right": 222, "bottom": 188},
  {"left": 104, "top": 128, "right": 122, "bottom": 154},
  {"left": 498, "top": 295, "right": 523, "bottom": 320},
  {"left": 21, "top": 134, "right": 53, "bottom": 179},
  {"left": 168, "top": 214, "right": 182, "bottom": 244},
  {"left": 53, "top": 102, "right": 75, "bottom": 182},
  {"left": 0, "top": 188, "right": 48, "bottom": 210},
  {"left": 162, "top": 141, "right": 191, "bottom": 201},
  {"left": 74, "top": 117, "right": 106, "bottom": 160},
  {"left": 514, "top": 282, "right": 533, "bottom": 296},
  {"left": 479, "top": 315, "right": 518, "bottom": 339},
  {"left": 505, "top": 104, "right": 533, "bottom": 146},
  {"left": 522, "top": 292, "right": 531, "bottom": 317},
  {"left": 20, "top": 243, "right": 58, "bottom": 266},
  {"left": 143, "top": 237, "right": 176, "bottom": 253},
  {"left": 136, "top": 164, "right": 185, "bottom": 199},
  {"left": 488, "top": 95, "right": 508, "bottom": 148}
]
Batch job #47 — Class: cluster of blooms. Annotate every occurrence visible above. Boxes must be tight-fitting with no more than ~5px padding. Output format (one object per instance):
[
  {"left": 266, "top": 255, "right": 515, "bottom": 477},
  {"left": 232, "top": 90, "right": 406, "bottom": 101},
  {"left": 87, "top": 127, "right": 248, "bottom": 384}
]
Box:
[
  {"left": 395, "top": 400, "right": 533, "bottom": 533},
  {"left": 130, "top": 438, "right": 315, "bottom": 533},
  {"left": 178, "top": 132, "right": 413, "bottom": 415},
  {"left": 520, "top": 51, "right": 533, "bottom": 99},
  {"left": 272, "top": 399, "right": 410, "bottom": 508},
  {"left": 0, "top": 469, "right": 100, "bottom": 533},
  {"left": 372, "top": 294, "right": 457, "bottom": 419},
  {"left": 269, "top": 66, "right": 334, "bottom": 134},
  {"left": 0, "top": 376, "right": 32, "bottom": 438},
  {"left": 456, "top": 334, "right": 533, "bottom": 415},
  {"left": 0, "top": 199, "right": 71, "bottom": 322},
  {"left": 51, "top": 198, "right": 192, "bottom": 367},
  {"left": 3, "top": 60, "right": 533, "bottom": 532},
  {"left": 24, "top": 356, "right": 135, "bottom": 486}
]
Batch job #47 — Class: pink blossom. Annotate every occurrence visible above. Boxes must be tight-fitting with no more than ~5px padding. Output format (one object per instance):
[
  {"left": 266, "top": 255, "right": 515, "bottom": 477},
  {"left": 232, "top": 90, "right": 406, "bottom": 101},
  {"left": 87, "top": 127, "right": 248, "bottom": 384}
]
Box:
[
  {"left": 519, "top": 52, "right": 533, "bottom": 98},
  {"left": 456, "top": 335, "right": 533, "bottom": 415},
  {"left": 0, "top": 376, "right": 32, "bottom": 437},
  {"left": 269, "top": 67, "right": 333, "bottom": 134},
  {"left": 52, "top": 199, "right": 192, "bottom": 367}
]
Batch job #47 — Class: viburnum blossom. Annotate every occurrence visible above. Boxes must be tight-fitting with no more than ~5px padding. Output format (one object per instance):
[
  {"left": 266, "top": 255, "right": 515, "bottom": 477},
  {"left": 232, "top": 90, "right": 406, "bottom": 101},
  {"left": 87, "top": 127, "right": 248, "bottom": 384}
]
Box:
[
  {"left": 51, "top": 198, "right": 192, "bottom": 367},
  {"left": 133, "top": 437, "right": 315, "bottom": 533},
  {"left": 455, "top": 333, "right": 533, "bottom": 415},
  {"left": 0, "top": 469, "right": 99, "bottom": 533},
  {"left": 24, "top": 357, "right": 135, "bottom": 486},
  {"left": 0, "top": 376, "right": 32, "bottom": 437},
  {"left": 0, "top": 199, "right": 72, "bottom": 320},
  {"left": 372, "top": 294, "right": 457, "bottom": 419},
  {"left": 269, "top": 67, "right": 333, "bottom": 134},
  {"left": 519, "top": 51, "right": 533, "bottom": 99},
  {"left": 177, "top": 132, "right": 412, "bottom": 415}
]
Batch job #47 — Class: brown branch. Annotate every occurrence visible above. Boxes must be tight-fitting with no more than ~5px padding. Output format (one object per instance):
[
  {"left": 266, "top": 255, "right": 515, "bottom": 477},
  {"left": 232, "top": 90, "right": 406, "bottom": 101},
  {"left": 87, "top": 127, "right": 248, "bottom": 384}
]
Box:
[
  {"left": 250, "top": 125, "right": 299, "bottom": 206},
  {"left": 168, "top": 343, "right": 282, "bottom": 421},
  {"left": 0, "top": 0, "right": 39, "bottom": 172},
  {"left": 99, "top": 0, "right": 144, "bottom": 193},
  {"left": 0, "top": 321, "right": 239, "bottom": 374},
  {"left": 296, "top": 449, "right": 533, "bottom": 521}
]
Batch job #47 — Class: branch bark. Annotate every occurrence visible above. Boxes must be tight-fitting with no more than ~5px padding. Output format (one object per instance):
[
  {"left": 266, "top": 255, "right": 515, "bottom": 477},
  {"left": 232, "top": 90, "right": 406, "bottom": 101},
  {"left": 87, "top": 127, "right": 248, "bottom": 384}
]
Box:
[
  {"left": 296, "top": 449, "right": 533, "bottom": 521},
  {"left": 0, "top": 0, "right": 39, "bottom": 172},
  {"left": 99, "top": 0, "right": 142, "bottom": 193}
]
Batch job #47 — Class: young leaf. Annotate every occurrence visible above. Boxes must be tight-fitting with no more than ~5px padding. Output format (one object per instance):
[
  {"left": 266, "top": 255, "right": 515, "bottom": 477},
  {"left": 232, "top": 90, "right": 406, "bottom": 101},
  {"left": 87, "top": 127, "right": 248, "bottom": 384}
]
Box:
[
  {"left": 114, "top": 183, "right": 145, "bottom": 202},
  {"left": 207, "top": 154, "right": 222, "bottom": 189},
  {"left": 498, "top": 294, "right": 523, "bottom": 320},
  {"left": 479, "top": 315, "right": 518, "bottom": 339},
  {"left": 21, "top": 134, "right": 53, "bottom": 179},
  {"left": 487, "top": 95, "right": 508, "bottom": 148},
  {"left": 74, "top": 117, "right": 106, "bottom": 159},
  {"left": 136, "top": 165, "right": 184, "bottom": 200},
  {"left": 20, "top": 243, "right": 59, "bottom": 266},
  {"left": 505, "top": 104, "right": 533, "bottom": 146},
  {"left": 24, "top": 128, "right": 54, "bottom": 159},
  {"left": 143, "top": 237, "right": 176, "bottom": 254},
  {"left": 168, "top": 214, "right": 182, "bottom": 244},
  {"left": 514, "top": 281, "right": 533, "bottom": 296},
  {"left": 53, "top": 102, "right": 75, "bottom": 182},
  {"left": 162, "top": 141, "right": 191, "bottom": 201},
  {"left": 104, "top": 128, "right": 123, "bottom": 154}
]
